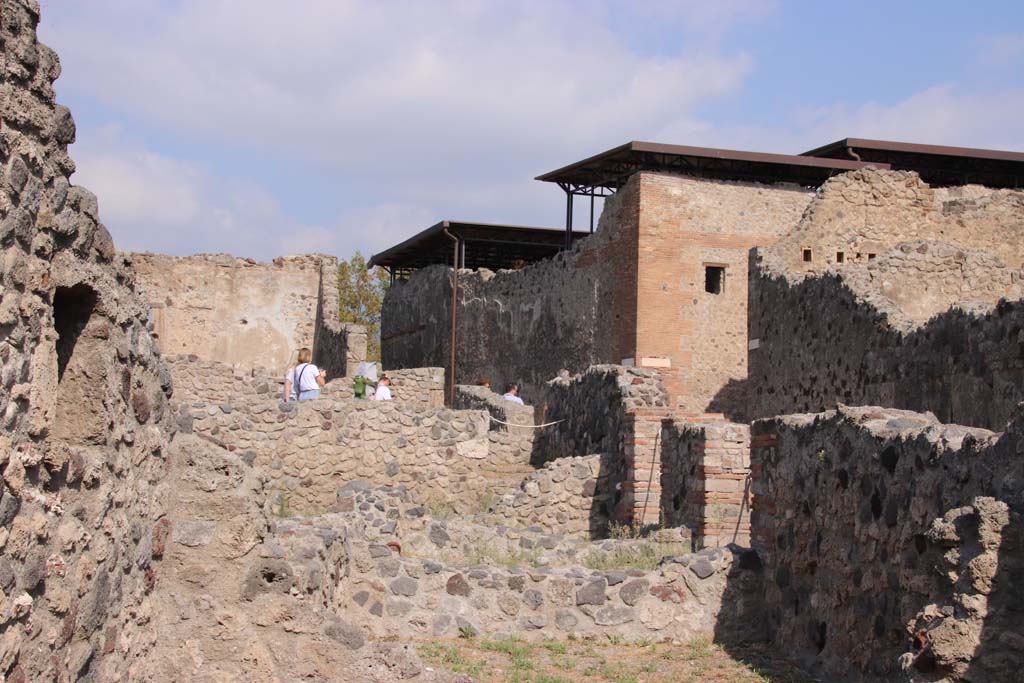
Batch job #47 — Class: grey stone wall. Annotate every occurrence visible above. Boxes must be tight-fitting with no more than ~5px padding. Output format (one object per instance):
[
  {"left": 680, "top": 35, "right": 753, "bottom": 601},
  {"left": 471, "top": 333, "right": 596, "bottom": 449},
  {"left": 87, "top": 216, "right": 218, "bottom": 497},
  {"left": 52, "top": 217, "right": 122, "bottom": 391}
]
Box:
[
  {"left": 533, "top": 365, "right": 668, "bottom": 465},
  {"left": 0, "top": 2, "right": 176, "bottom": 679},
  {"left": 490, "top": 453, "right": 625, "bottom": 537},
  {"left": 381, "top": 180, "right": 641, "bottom": 397},
  {"left": 746, "top": 246, "right": 1024, "bottom": 430},
  {"left": 177, "top": 393, "right": 537, "bottom": 516},
  {"left": 455, "top": 383, "right": 537, "bottom": 473},
  {"left": 164, "top": 353, "right": 279, "bottom": 403},
  {"left": 274, "top": 484, "right": 765, "bottom": 644},
  {"left": 386, "top": 366, "right": 445, "bottom": 408},
  {"left": 750, "top": 406, "right": 1024, "bottom": 681}
]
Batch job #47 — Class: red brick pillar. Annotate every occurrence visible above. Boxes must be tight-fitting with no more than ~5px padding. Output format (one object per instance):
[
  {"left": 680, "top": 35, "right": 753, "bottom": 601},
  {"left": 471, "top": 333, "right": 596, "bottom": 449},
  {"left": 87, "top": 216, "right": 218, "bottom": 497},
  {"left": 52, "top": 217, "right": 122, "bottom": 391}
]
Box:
[
  {"left": 699, "top": 421, "right": 751, "bottom": 547},
  {"left": 619, "top": 408, "right": 672, "bottom": 527}
]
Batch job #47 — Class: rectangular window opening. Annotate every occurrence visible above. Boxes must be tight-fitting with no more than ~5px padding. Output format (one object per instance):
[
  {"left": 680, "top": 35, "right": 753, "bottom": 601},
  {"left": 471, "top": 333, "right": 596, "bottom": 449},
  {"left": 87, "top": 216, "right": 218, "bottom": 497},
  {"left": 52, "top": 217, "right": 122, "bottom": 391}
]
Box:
[
  {"left": 868, "top": 253, "right": 877, "bottom": 261},
  {"left": 836, "top": 251, "right": 845, "bottom": 263},
  {"left": 802, "top": 248, "right": 813, "bottom": 262},
  {"left": 705, "top": 265, "right": 725, "bottom": 295}
]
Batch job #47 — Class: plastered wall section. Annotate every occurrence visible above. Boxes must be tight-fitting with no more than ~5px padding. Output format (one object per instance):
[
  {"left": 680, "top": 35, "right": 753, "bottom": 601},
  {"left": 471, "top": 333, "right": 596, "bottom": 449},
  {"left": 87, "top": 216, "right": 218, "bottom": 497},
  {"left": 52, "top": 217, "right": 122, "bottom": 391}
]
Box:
[
  {"left": 381, "top": 175, "right": 642, "bottom": 394},
  {"left": 633, "top": 172, "right": 814, "bottom": 413},
  {"left": 130, "top": 252, "right": 364, "bottom": 376}
]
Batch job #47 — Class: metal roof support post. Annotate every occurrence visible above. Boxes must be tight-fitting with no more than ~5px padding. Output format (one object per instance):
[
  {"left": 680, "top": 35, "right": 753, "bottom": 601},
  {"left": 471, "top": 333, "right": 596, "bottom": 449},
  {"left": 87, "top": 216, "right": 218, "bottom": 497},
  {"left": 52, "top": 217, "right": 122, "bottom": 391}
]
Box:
[
  {"left": 562, "top": 184, "right": 574, "bottom": 251},
  {"left": 589, "top": 192, "right": 595, "bottom": 233},
  {"left": 443, "top": 228, "right": 459, "bottom": 407}
]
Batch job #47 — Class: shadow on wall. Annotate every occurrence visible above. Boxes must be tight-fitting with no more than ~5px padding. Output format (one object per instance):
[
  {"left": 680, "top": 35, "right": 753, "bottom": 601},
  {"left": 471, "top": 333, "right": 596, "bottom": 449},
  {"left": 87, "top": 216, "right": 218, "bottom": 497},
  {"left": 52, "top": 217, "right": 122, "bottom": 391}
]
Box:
[
  {"left": 52, "top": 284, "right": 108, "bottom": 445},
  {"left": 730, "top": 251, "right": 1024, "bottom": 430},
  {"left": 966, "top": 517, "right": 1024, "bottom": 683}
]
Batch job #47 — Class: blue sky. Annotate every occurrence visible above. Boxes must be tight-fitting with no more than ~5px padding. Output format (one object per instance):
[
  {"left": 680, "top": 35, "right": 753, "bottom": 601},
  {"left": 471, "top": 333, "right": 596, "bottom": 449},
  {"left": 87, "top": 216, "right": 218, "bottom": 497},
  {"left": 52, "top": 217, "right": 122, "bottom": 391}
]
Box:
[{"left": 36, "top": 0, "right": 1024, "bottom": 261}]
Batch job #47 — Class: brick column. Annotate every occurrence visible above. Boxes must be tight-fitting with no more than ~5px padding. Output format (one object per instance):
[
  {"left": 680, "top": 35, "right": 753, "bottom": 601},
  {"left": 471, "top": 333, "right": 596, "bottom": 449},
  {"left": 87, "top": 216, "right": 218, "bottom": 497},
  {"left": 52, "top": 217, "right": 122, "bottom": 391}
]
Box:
[
  {"left": 619, "top": 408, "right": 672, "bottom": 527},
  {"left": 699, "top": 421, "right": 751, "bottom": 547}
]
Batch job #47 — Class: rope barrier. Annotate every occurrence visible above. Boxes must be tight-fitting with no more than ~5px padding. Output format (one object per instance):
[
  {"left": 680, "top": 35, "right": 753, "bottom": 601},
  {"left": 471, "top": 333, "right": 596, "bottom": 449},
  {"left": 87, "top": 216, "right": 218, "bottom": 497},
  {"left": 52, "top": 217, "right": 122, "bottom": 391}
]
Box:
[{"left": 487, "top": 415, "right": 563, "bottom": 429}]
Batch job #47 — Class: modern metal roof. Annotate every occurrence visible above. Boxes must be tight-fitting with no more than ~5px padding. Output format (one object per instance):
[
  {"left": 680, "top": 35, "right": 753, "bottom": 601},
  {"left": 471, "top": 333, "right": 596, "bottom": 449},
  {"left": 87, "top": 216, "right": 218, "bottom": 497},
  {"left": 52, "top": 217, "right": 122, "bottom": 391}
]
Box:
[
  {"left": 535, "top": 140, "right": 890, "bottom": 191},
  {"left": 368, "top": 220, "right": 587, "bottom": 272},
  {"left": 801, "top": 138, "right": 1024, "bottom": 188}
]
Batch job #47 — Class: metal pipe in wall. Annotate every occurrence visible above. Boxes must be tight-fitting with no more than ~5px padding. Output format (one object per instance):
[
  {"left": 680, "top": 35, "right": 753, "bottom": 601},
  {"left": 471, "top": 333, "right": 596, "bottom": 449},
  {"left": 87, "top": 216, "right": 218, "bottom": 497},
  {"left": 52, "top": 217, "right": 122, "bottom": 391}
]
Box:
[{"left": 443, "top": 227, "right": 459, "bottom": 406}]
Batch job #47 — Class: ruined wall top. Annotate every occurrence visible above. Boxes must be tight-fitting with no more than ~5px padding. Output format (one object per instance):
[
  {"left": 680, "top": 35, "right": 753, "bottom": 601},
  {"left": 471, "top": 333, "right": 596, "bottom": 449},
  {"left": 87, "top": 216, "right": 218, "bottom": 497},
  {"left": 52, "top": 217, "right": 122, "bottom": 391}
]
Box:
[{"left": 128, "top": 250, "right": 363, "bottom": 374}]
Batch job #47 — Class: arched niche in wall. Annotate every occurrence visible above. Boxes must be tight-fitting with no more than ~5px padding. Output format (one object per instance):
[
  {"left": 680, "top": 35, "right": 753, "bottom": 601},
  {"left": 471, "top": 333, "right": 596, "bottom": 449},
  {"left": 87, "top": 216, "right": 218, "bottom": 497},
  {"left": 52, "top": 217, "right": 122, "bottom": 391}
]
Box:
[{"left": 51, "top": 283, "right": 108, "bottom": 444}]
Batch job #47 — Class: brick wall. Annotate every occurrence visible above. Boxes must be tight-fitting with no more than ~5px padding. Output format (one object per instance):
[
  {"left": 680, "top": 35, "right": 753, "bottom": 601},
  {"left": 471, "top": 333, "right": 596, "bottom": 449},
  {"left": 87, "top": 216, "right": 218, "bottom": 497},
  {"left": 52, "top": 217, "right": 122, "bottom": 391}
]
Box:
[
  {"left": 660, "top": 417, "right": 750, "bottom": 547},
  {"left": 633, "top": 172, "right": 814, "bottom": 414}
]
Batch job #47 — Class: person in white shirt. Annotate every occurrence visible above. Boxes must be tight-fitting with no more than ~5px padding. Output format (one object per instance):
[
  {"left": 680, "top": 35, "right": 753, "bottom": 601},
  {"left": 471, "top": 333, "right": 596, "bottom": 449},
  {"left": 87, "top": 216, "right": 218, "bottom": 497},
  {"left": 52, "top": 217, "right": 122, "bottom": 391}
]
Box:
[
  {"left": 374, "top": 374, "right": 393, "bottom": 401},
  {"left": 283, "top": 347, "right": 326, "bottom": 402},
  {"left": 503, "top": 382, "right": 525, "bottom": 405}
]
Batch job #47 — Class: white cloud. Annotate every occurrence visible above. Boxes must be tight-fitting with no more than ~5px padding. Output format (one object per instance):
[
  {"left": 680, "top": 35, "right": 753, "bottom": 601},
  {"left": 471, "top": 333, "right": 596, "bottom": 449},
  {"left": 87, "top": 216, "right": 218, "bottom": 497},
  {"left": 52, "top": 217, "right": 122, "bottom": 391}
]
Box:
[
  {"left": 70, "top": 126, "right": 330, "bottom": 258},
  {"left": 35, "top": 0, "right": 763, "bottom": 259},
  {"left": 39, "top": 0, "right": 755, "bottom": 173}
]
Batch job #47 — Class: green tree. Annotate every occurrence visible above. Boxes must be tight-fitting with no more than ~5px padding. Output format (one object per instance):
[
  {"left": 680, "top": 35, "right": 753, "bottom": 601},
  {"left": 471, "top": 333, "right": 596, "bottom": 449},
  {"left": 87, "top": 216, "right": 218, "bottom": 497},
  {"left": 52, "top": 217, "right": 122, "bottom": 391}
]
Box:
[{"left": 338, "top": 252, "right": 389, "bottom": 361}]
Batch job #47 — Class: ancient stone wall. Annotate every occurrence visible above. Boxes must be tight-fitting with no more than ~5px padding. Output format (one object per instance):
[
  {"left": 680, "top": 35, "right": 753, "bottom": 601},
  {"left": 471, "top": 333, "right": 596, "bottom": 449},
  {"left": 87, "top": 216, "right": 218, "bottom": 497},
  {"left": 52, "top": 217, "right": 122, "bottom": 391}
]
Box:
[
  {"left": 386, "top": 366, "right": 445, "bottom": 408},
  {"left": 750, "top": 406, "right": 1024, "bottom": 681},
  {"left": 660, "top": 419, "right": 750, "bottom": 548},
  {"left": 533, "top": 365, "right": 667, "bottom": 465},
  {"left": 0, "top": 2, "right": 176, "bottom": 679},
  {"left": 633, "top": 172, "right": 814, "bottom": 413},
  {"left": 381, "top": 176, "right": 642, "bottom": 395},
  {"left": 163, "top": 353, "right": 278, "bottom": 403},
  {"left": 768, "top": 169, "right": 1024, "bottom": 275},
  {"left": 747, "top": 246, "right": 1024, "bottom": 430},
  {"left": 490, "top": 453, "right": 625, "bottom": 537},
  {"left": 130, "top": 252, "right": 366, "bottom": 376},
  {"left": 455, "top": 384, "right": 538, "bottom": 487},
  {"left": 177, "top": 393, "right": 536, "bottom": 516},
  {"left": 313, "top": 255, "right": 367, "bottom": 379},
  {"left": 288, "top": 484, "right": 766, "bottom": 644}
]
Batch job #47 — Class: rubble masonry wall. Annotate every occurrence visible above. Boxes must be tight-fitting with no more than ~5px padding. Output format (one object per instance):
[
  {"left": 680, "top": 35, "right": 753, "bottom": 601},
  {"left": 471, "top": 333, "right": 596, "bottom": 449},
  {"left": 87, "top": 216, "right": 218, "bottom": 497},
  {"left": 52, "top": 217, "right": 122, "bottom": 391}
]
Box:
[
  {"left": 747, "top": 252, "right": 1024, "bottom": 430},
  {"left": 381, "top": 176, "right": 642, "bottom": 397},
  {"left": 177, "top": 394, "right": 533, "bottom": 516},
  {"left": 1, "top": 2, "right": 176, "bottom": 680},
  {"left": 750, "top": 406, "right": 1024, "bottom": 681},
  {"left": 766, "top": 169, "right": 1024, "bottom": 275}
]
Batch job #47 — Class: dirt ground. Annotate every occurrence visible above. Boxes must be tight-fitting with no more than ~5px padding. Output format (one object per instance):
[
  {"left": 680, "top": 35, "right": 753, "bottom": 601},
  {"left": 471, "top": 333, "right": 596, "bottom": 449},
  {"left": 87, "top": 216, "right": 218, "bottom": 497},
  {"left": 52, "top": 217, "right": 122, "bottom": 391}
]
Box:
[{"left": 418, "top": 635, "right": 817, "bottom": 683}]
